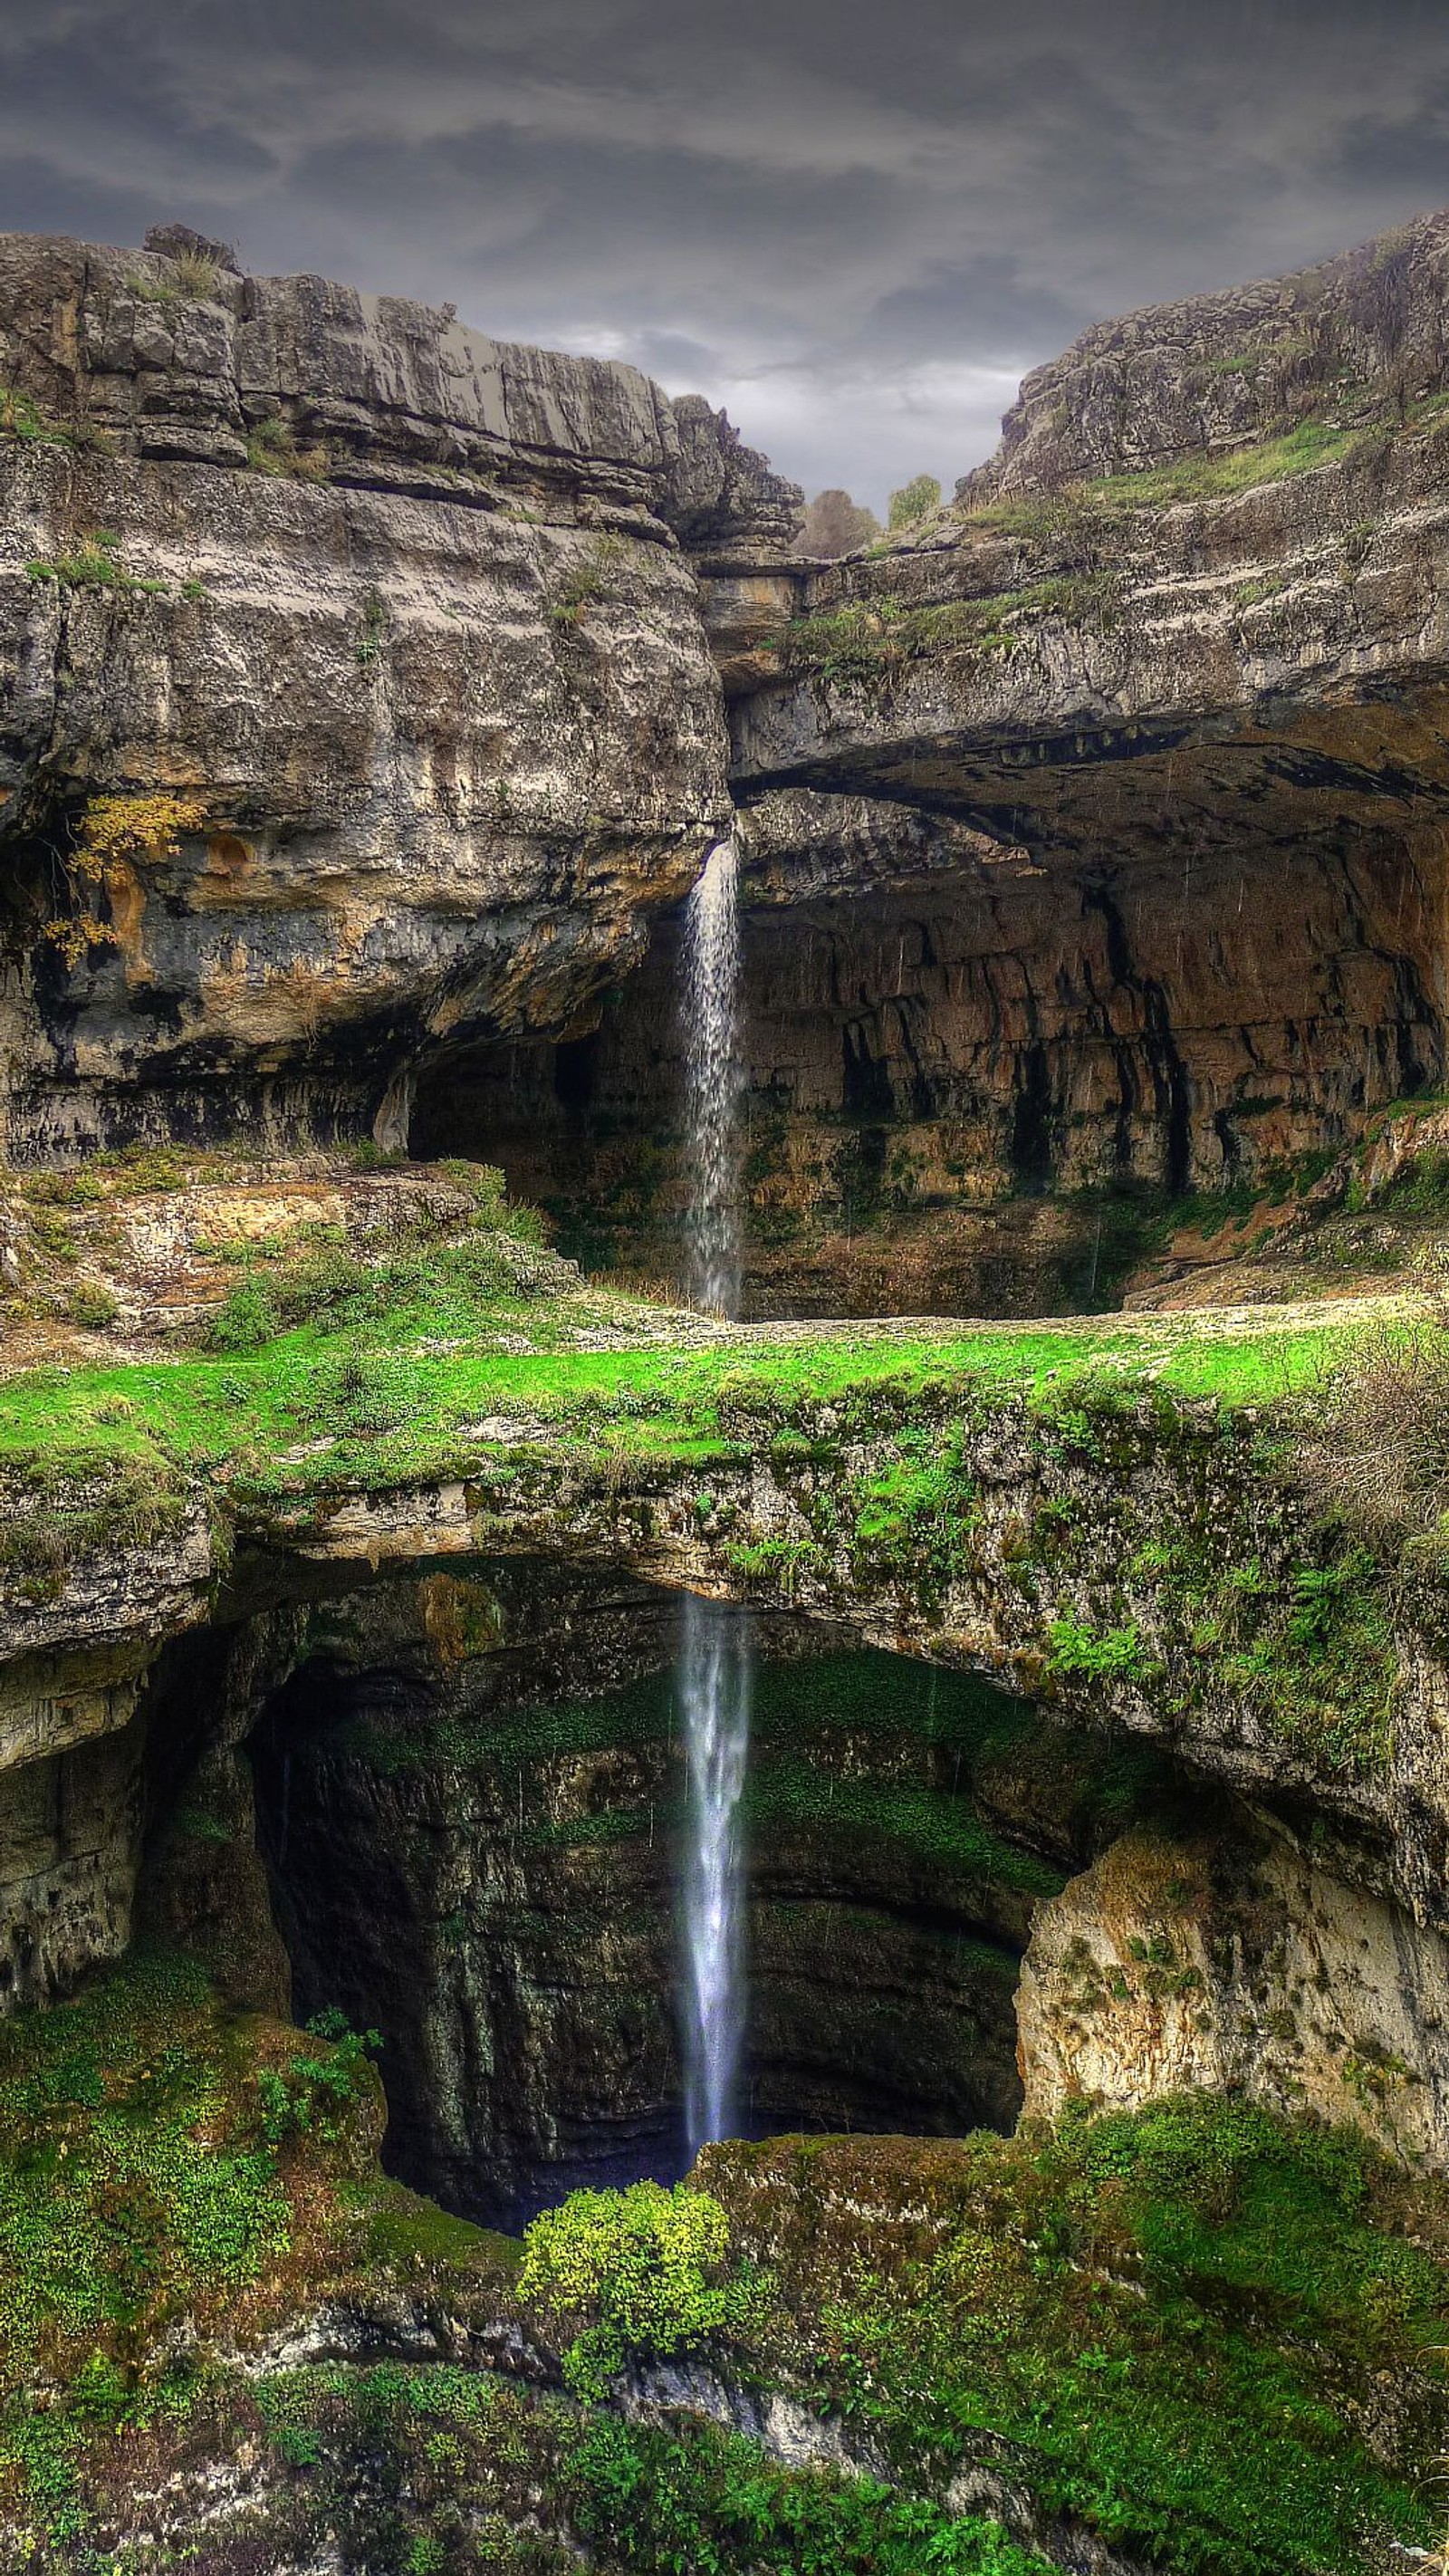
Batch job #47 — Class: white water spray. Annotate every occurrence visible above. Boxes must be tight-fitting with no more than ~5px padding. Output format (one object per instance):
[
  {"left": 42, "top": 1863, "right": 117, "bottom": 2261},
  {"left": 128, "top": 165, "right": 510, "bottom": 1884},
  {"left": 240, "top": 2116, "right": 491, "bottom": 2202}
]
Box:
[{"left": 677, "top": 834, "right": 751, "bottom": 2153}]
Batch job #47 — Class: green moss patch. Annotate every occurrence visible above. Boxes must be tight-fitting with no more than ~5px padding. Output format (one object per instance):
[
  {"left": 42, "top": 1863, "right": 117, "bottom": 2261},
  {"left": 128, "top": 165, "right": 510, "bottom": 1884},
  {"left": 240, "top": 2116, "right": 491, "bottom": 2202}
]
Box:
[{"left": 697, "top": 2097, "right": 1449, "bottom": 2576}]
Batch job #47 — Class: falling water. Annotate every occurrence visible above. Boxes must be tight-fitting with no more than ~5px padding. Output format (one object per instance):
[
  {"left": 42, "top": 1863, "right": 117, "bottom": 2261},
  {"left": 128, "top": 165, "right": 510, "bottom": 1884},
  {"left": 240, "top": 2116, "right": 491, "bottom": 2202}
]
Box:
[
  {"left": 677, "top": 834, "right": 751, "bottom": 2153},
  {"left": 678, "top": 1593, "right": 753, "bottom": 2151},
  {"left": 681, "top": 835, "right": 744, "bottom": 1319}
]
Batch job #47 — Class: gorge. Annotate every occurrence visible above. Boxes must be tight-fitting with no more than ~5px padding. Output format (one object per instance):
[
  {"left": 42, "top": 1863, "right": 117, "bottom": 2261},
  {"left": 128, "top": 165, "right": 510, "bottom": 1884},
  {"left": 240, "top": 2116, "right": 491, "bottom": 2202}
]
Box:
[{"left": 2, "top": 209, "right": 1449, "bottom": 2572}]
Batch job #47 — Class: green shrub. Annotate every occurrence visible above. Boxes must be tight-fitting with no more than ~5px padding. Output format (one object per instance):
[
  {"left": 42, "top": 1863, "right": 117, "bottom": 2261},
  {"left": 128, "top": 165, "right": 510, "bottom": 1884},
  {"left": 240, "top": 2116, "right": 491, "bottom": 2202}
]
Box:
[
  {"left": 256, "top": 2011, "right": 381, "bottom": 2147},
  {"left": 65, "top": 1281, "right": 118, "bottom": 1331},
  {"left": 356, "top": 588, "right": 389, "bottom": 668},
  {"left": 888, "top": 472, "right": 942, "bottom": 529},
  {"left": 1047, "top": 1617, "right": 1150, "bottom": 1681},
  {"left": 518, "top": 2181, "right": 768, "bottom": 2398},
  {"left": 566, "top": 2415, "right": 1051, "bottom": 2573},
  {"left": 208, "top": 1273, "right": 277, "bottom": 1352}
]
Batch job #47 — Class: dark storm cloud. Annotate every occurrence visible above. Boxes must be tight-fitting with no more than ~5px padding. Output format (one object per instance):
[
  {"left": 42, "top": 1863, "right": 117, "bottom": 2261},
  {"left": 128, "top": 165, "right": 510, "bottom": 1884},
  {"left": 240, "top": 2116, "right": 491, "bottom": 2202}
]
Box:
[{"left": 4, "top": 0, "right": 1449, "bottom": 504}]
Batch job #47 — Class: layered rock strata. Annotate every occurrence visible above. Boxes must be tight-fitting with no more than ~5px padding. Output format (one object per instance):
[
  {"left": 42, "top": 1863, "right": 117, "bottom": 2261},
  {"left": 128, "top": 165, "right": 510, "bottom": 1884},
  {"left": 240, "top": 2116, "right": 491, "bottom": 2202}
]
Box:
[{"left": 0, "top": 228, "right": 797, "bottom": 1156}]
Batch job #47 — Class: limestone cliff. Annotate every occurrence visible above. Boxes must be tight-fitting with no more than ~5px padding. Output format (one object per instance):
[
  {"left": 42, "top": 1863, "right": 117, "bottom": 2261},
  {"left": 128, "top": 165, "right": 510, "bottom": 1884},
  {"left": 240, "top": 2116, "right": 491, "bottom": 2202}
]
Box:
[
  {"left": 420, "top": 212, "right": 1449, "bottom": 1310},
  {"left": 0, "top": 226, "right": 798, "bottom": 1156}
]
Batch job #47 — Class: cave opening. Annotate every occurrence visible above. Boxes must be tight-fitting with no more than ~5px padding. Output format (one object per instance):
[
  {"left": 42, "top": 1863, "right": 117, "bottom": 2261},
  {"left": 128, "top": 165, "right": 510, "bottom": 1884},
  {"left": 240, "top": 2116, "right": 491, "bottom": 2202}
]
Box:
[
  {"left": 405, "top": 828, "right": 1446, "bottom": 1326},
  {"left": 240, "top": 1569, "right": 1198, "bottom": 2231}
]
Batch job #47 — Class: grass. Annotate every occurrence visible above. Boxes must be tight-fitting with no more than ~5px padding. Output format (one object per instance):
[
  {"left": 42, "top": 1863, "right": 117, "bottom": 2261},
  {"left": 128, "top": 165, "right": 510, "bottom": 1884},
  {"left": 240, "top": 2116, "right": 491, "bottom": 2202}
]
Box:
[
  {"left": 0, "top": 1153, "right": 1403, "bottom": 1773},
  {"left": 763, "top": 573, "right": 1120, "bottom": 685},
  {"left": 245, "top": 415, "right": 331, "bottom": 480},
  {"left": 24, "top": 529, "right": 168, "bottom": 593},
  {"left": 124, "top": 250, "right": 223, "bottom": 305},
  {"left": 0, "top": 1296, "right": 1348, "bottom": 1632},
  {"left": 959, "top": 413, "right": 1383, "bottom": 541},
  {"left": 0, "top": 1296, "right": 1350, "bottom": 1500},
  {"left": 0, "top": 388, "right": 107, "bottom": 452}
]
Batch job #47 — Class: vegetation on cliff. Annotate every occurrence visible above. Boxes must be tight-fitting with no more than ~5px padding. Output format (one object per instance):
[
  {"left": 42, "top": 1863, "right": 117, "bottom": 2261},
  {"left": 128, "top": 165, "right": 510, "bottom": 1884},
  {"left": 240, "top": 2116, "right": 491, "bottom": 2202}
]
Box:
[
  {"left": 0, "top": 1151, "right": 1413, "bottom": 1790},
  {"left": 0, "top": 1941, "right": 1438, "bottom": 2571}
]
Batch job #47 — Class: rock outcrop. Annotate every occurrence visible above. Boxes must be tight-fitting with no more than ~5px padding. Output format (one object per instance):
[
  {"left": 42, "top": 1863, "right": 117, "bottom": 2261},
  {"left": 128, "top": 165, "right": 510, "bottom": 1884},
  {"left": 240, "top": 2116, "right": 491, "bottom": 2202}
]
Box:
[
  {"left": 1017, "top": 1821, "right": 1449, "bottom": 2167},
  {"left": 0, "top": 229, "right": 801, "bottom": 1157},
  {"left": 960, "top": 209, "right": 1449, "bottom": 502}
]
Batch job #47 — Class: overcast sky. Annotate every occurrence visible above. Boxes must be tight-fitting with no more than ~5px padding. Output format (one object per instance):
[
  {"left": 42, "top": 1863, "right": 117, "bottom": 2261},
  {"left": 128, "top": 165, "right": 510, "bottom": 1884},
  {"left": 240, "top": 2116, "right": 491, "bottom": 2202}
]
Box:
[{"left": 3, "top": 1, "right": 1449, "bottom": 506}]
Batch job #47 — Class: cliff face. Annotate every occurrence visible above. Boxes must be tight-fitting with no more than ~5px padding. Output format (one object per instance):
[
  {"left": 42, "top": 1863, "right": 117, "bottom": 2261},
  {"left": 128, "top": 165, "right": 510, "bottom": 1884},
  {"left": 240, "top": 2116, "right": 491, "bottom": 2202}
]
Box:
[
  {"left": 678, "top": 217, "right": 1449, "bottom": 1305},
  {"left": 245, "top": 1573, "right": 1055, "bottom": 2226},
  {"left": 8, "top": 216, "right": 1449, "bottom": 1313},
  {"left": 409, "top": 220, "right": 1449, "bottom": 1307},
  {"left": 0, "top": 229, "right": 796, "bottom": 1156},
  {"left": 963, "top": 209, "right": 1449, "bottom": 501},
  {"left": 417, "top": 779, "right": 1441, "bottom": 1314}
]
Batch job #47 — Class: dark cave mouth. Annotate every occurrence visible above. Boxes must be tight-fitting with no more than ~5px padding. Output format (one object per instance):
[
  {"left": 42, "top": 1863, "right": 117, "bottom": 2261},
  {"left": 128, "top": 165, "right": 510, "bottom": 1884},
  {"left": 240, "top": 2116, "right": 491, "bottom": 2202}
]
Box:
[{"left": 242, "top": 1592, "right": 1196, "bottom": 2231}]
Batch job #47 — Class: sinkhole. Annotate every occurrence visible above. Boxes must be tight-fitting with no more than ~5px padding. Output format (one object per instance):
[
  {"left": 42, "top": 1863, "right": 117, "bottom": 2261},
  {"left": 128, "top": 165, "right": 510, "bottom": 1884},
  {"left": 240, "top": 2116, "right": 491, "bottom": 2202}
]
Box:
[{"left": 244, "top": 1567, "right": 1196, "bottom": 2231}]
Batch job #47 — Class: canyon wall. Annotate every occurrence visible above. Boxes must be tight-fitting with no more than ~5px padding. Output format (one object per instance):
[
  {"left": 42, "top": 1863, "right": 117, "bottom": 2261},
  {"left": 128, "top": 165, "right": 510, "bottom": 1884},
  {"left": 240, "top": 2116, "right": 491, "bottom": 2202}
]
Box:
[{"left": 414, "top": 216, "right": 1449, "bottom": 1311}]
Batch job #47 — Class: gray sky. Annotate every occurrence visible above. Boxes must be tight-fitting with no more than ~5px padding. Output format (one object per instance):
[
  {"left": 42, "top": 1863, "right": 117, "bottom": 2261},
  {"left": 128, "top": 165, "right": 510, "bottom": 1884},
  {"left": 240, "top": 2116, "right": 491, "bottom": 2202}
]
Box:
[{"left": 3, "top": 1, "right": 1448, "bottom": 506}]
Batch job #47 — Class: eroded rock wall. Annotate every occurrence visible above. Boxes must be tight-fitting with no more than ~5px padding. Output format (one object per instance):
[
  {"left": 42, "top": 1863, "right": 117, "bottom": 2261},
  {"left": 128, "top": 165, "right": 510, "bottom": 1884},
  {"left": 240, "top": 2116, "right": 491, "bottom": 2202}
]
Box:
[
  {"left": 1017, "top": 1821, "right": 1449, "bottom": 2167},
  {"left": 411, "top": 785, "right": 1441, "bottom": 1314},
  {"left": 0, "top": 231, "right": 802, "bottom": 1156},
  {"left": 245, "top": 1571, "right": 1064, "bottom": 2225}
]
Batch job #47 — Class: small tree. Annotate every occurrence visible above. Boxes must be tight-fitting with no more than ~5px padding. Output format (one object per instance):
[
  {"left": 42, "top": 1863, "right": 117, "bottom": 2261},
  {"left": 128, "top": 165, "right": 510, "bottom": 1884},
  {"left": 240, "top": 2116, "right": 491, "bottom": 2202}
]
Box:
[
  {"left": 42, "top": 791, "right": 206, "bottom": 967},
  {"left": 797, "top": 488, "right": 881, "bottom": 558},
  {"left": 888, "top": 472, "right": 942, "bottom": 531}
]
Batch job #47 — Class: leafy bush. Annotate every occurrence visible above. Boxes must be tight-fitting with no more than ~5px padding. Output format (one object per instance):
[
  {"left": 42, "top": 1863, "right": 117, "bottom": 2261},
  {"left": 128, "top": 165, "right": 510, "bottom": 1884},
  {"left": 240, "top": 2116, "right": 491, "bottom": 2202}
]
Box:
[
  {"left": 888, "top": 472, "right": 942, "bottom": 529},
  {"left": 40, "top": 790, "right": 206, "bottom": 967},
  {"left": 207, "top": 1272, "right": 277, "bottom": 1352},
  {"left": 65, "top": 1281, "right": 118, "bottom": 1331},
  {"left": 256, "top": 2011, "right": 381, "bottom": 2148},
  {"left": 517, "top": 2181, "right": 768, "bottom": 2398},
  {"left": 1046, "top": 1617, "right": 1149, "bottom": 1681},
  {"left": 567, "top": 2415, "right": 1051, "bottom": 2573}
]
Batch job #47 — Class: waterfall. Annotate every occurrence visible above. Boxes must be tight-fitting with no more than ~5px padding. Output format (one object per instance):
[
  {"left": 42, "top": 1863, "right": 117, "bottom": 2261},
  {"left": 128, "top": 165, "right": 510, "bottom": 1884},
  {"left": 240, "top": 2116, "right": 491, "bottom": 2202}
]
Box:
[
  {"left": 681, "top": 834, "right": 744, "bottom": 1319},
  {"left": 677, "top": 833, "right": 751, "bottom": 2153},
  {"left": 678, "top": 1593, "right": 753, "bottom": 2151}
]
